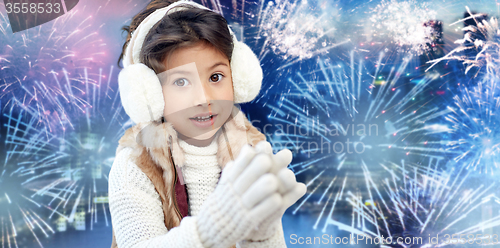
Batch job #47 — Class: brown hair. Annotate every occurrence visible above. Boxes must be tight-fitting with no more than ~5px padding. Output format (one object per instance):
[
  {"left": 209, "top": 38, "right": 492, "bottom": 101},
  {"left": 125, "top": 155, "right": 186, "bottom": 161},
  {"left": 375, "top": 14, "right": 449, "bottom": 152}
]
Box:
[{"left": 117, "top": 0, "right": 233, "bottom": 74}]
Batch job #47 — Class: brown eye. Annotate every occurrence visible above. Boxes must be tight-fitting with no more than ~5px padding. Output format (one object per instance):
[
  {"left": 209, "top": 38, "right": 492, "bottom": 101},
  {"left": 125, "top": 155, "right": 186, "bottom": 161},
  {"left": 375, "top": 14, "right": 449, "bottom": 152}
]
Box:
[{"left": 210, "top": 73, "right": 223, "bottom": 83}]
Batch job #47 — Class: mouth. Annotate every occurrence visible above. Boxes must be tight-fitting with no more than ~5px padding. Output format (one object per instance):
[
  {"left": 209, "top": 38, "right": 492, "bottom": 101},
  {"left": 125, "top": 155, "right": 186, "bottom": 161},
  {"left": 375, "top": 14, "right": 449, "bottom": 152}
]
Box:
[
  {"left": 189, "top": 113, "right": 217, "bottom": 122},
  {"left": 188, "top": 112, "right": 219, "bottom": 128}
]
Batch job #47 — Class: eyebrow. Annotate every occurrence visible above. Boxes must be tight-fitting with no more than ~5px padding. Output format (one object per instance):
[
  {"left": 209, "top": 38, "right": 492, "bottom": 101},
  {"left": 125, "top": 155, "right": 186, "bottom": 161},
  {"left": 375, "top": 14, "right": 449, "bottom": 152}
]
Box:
[
  {"left": 209, "top": 62, "right": 229, "bottom": 70},
  {"left": 162, "top": 62, "right": 229, "bottom": 77},
  {"left": 168, "top": 70, "right": 195, "bottom": 76}
]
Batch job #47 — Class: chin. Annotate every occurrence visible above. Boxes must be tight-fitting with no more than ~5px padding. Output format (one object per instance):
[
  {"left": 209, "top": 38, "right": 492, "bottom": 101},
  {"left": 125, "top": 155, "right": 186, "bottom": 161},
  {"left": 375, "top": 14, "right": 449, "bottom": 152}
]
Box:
[
  {"left": 191, "top": 128, "right": 220, "bottom": 141},
  {"left": 176, "top": 126, "right": 220, "bottom": 141}
]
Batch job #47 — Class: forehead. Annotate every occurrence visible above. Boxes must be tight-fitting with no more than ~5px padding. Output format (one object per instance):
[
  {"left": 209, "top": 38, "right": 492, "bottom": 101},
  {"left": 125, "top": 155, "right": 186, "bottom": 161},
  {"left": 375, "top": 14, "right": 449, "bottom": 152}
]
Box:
[{"left": 164, "top": 42, "right": 229, "bottom": 71}]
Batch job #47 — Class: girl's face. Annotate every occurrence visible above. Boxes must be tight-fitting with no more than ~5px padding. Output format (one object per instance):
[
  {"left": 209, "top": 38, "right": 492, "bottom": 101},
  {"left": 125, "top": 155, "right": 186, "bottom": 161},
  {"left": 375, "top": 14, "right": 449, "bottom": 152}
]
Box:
[{"left": 159, "top": 41, "right": 234, "bottom": 146}]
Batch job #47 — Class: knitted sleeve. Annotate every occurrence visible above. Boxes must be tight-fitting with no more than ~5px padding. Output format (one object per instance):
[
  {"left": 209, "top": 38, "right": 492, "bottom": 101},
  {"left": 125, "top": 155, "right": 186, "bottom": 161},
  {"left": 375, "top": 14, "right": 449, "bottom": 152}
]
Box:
[
  {"left": 108, "top": 147, "right": 205, "bottom": 248},
  {"left": 236, "top": 221, "right": 287, "bottom": 248}
]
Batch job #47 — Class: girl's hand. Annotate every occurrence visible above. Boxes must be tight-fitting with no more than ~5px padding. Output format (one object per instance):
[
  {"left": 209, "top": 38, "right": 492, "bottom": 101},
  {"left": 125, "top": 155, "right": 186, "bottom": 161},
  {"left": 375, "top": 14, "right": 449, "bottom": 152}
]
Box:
[
  {"left": 242, "top": 141, "right": 307, "bottom": 242},
  {"left": 255, "top": 141, "right": 297, "bottom": 193},
  {"left": 195, "top": 144, "right": 283, "bottom": 248}
]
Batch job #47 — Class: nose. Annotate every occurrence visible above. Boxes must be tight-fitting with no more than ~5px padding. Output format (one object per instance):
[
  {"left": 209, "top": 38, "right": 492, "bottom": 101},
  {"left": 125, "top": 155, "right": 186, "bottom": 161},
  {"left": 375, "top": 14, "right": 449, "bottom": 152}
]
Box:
[{"left": 193, "top": 81, "right": 213, "bottom": 107}]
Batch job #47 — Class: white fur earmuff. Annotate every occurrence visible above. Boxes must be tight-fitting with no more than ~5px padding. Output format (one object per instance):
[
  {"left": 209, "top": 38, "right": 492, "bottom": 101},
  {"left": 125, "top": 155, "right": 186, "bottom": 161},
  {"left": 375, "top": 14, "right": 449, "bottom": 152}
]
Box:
[{"left": 119, "top": 0, "right": 263, "bottom": 124}]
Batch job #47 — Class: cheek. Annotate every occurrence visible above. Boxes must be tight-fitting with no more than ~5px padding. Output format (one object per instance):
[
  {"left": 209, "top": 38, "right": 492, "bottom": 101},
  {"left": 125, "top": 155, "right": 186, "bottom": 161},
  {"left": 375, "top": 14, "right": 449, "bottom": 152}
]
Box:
[
  {"left": 162, "top": 87, "right": 189, "bottom": 116},
  {"left": 221, "top": 79, "right": 234, "bottom": 101},
  {"left": 222, "top": 88, "right": 234, "bottom": 102},
  {"left": 219, "top": 81, "right": 234, "bottom": 120}
]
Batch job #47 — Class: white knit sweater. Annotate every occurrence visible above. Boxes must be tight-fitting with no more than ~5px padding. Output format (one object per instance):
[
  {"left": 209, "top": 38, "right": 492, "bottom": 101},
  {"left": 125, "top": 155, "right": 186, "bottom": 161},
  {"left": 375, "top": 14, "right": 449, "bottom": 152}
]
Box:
[
  {"left": 178, "top": 138, "right": 220, "bottom": 217},
  {"left": 108, "top": 141, "right": 287, "bottom": 248}
]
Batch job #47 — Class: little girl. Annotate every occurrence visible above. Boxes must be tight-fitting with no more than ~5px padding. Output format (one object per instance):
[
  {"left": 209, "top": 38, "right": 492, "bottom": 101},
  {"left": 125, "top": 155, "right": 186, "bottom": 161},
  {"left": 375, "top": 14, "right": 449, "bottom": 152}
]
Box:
[{"left": 108, "top": 0, "right": 306, "bottom": 248}]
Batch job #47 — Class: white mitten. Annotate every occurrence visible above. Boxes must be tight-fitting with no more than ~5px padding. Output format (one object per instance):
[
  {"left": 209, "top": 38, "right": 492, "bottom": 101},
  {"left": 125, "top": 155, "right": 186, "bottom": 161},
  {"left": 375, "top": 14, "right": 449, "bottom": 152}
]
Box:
[
  {"left": 243, "top": 141, "right": 307, "bottom": 242},
  {"left": 195, "top": 144, "right": 283, "bottom": 248}
]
